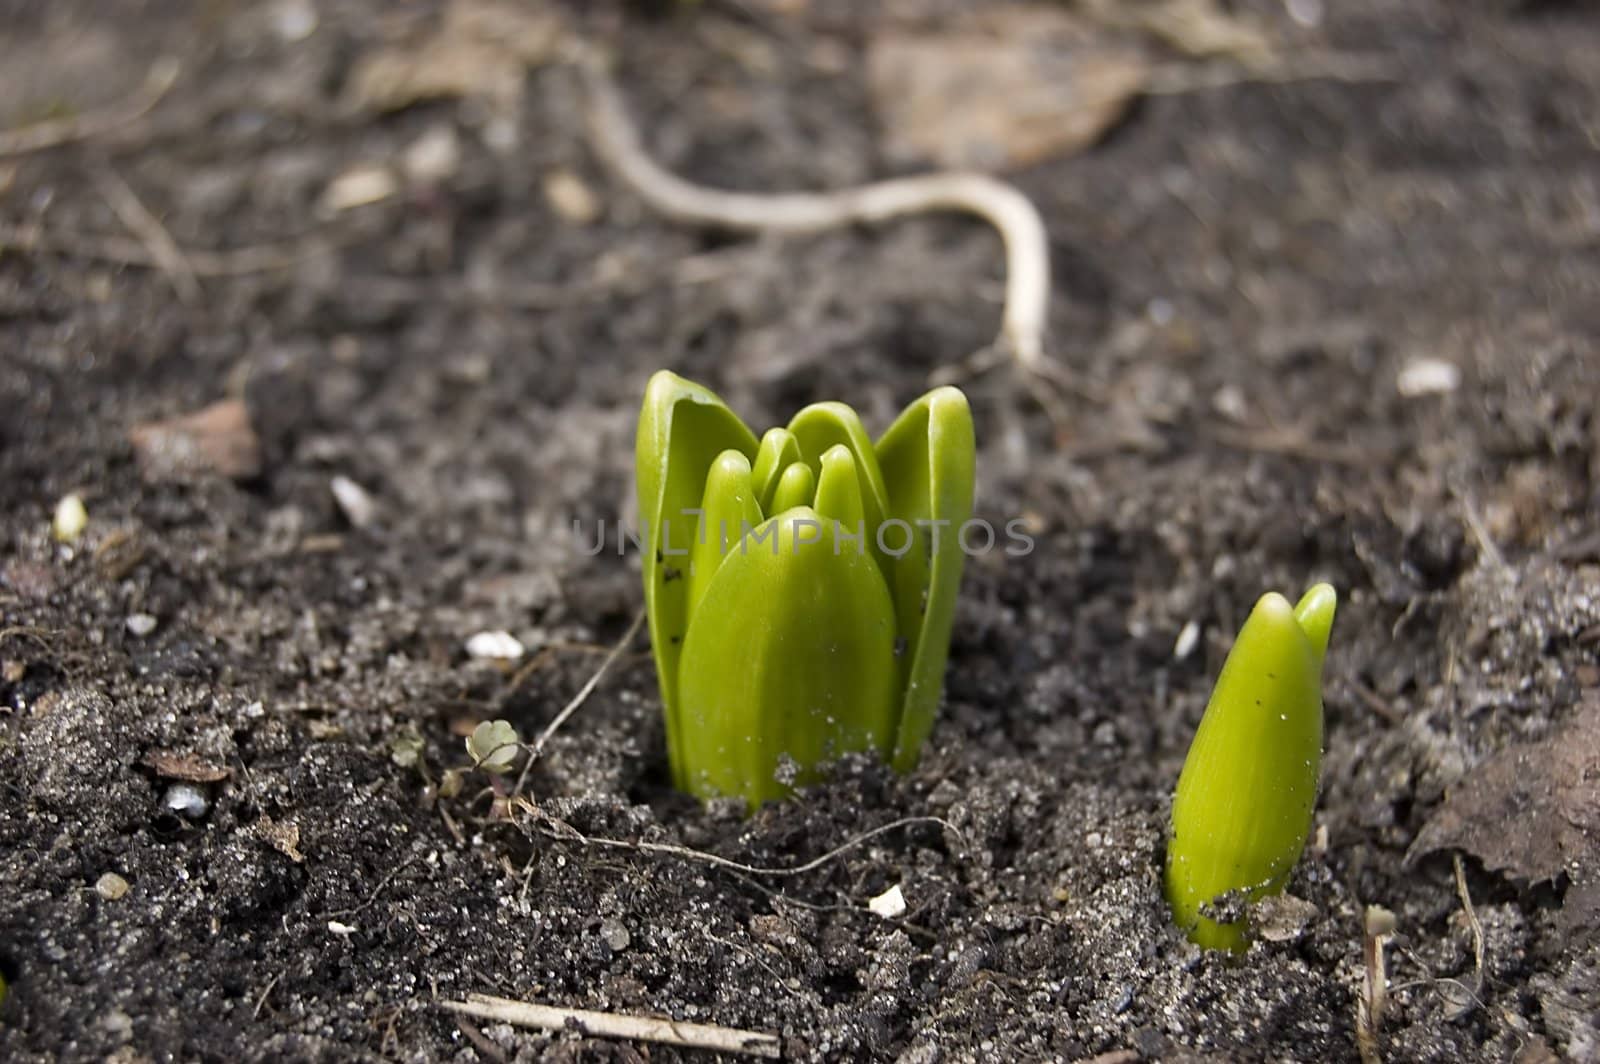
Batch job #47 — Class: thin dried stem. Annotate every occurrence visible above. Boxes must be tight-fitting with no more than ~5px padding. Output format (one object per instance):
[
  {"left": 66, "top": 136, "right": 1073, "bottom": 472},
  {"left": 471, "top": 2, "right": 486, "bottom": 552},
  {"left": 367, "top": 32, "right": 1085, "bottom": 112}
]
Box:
[
  {"left": 440, "top": 993, "right": 781, "bottom": 1058},
  {"left": 0, "top": 58, "right": 180, "bottom": 157},
  {"left": 520, "top": 803, "right": 957, "bottom": 880},
  {"left": 92, "top": 166, "right": 202, "bottom": 304}
]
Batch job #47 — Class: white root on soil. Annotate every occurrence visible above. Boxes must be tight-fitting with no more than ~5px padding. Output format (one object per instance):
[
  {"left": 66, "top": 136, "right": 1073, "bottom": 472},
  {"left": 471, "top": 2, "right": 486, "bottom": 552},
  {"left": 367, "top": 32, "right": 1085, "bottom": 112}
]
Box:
[{"left": 575, "top": 50, "right": 1052, "bottom": 376}]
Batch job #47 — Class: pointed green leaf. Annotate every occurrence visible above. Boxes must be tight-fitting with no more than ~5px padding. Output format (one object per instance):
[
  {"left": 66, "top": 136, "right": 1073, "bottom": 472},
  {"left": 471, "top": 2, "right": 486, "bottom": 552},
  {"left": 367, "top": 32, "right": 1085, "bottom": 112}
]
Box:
[
  {"left": 1293, "top": 582, "right": 1336, "bottom": 667},
  {"left": 636, "top": 371, "right": 759, "bottom": 788},
  {"left": 814, "top": 443, "right": 866, "bottom": 537},
  {"left": 1164, "top": 587, "right": 1335, "bottom": 951},
  {"left": 751, "top": 427, "right": 803, "bottom": 511},
  {"left": 874, "top": 386, "right": 976, "bottom": 772},
  {"left": 688, "top": 450, "right": 763, "bottom": 619},
  {"left": 676, "top": 508, "right": 899, "bottom": 809},
  {"left": 769, "top": 461, "right": 816, "bottom": 515},
  {"left": 787, "top": 403, "right": 891, "bottom": 556}
]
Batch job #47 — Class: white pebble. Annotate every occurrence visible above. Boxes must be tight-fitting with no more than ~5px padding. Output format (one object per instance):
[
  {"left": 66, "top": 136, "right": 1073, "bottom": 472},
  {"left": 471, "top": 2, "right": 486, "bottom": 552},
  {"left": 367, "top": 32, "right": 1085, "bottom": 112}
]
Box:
[
  {"left": 96, "top": 872, "right": 130, "bottom": 901},
  {"left": 1285, "top": 0, "right": 1324, "bottom": 28},
  {"left": 543, "top": 169, "right": 601, "bottom": 225},
  {"left": 162, "top": 783, "right": 209, "bottom": 820},
  {"left": 53, "top": 493, "right": 88, "bottom": 543},
  {"left": 321, "top": 166, "right": 397, "bottom": 212},
  {"left": 270, "top": 0, "right": 318, "bottom": 41},
  {"left": 1396, "top": 357, "right": 1460, "bottom": 397},
  {"left": 403, "top": 126, "right": 460, "bottom": 186},
  {"left": 330, "top": 475, "right": 377, "bottom": 529},
  {"left": 868, "top": 884, "right": 907, "bottom": 919},
  {"left": 466, "top": 630, "right": 525, "bottom": 661},
  {"left": 126, "top": 613, "right": 158, "bottom": 638},
  {"left": 1173, "top": 620, "right": 1200, "bottom": 661}
]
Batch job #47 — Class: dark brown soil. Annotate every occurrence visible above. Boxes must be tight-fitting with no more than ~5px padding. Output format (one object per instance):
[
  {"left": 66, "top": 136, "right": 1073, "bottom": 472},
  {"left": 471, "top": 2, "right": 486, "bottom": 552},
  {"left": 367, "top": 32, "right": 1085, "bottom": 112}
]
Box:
[{"left": 2, "top": 1, "right": 1598, "bottom": 1061}]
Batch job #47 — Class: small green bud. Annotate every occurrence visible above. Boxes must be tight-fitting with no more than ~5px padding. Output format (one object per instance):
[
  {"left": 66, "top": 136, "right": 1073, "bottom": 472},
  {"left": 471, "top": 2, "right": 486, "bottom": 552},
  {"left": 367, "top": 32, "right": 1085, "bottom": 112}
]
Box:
[
  {"left": 1165, "top": 584, "right": 1336, "bottom": 951},
  {"left": 636, "top": 372, "right": 976, "bottom": 808}
]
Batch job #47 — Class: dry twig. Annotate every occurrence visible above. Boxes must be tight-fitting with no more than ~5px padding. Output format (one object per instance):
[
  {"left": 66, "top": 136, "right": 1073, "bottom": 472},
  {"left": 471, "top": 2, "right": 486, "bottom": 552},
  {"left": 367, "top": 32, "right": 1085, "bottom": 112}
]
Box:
[
  {"left": 0, "top": 222, "right": 326, "bottom": 277},
  {"left": 440, "top": 993, "right": 781, "bottom": 1058},
  {"left": 1453, "top": 487, "right": 1511, "bottom": 578},
  {"left": 92, "top": 166, "right": 202, "bottom": 304},
  {"left": 0, "top": 58, "right": 180, "bottom": 157},
  {"left": 1453, "top": 854, "right": 1486, "bottom": 995},
  {"left": 520, "top": 803, "right": 956, "bottom": 881}
]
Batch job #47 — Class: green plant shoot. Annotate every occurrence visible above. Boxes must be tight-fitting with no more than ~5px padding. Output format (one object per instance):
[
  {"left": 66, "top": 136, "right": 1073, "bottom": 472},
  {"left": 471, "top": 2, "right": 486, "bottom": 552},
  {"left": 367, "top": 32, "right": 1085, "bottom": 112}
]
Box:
[
  {"left": 1165, "top": 583, "right": 1337, "bottom": 952},
  {"left": 636, "top": 371, "right": 976, "bottom": 808}
]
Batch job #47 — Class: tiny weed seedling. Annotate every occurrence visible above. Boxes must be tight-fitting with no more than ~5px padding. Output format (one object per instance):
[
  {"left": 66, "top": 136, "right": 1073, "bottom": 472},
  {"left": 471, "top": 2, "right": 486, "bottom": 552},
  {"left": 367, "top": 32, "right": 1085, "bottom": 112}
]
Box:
[
  {"left": 1165, "top": 584, "right": 1336, "bottom": 951},
  {"left": 637, "top": 371, "right": 975, "bottom": 809}
]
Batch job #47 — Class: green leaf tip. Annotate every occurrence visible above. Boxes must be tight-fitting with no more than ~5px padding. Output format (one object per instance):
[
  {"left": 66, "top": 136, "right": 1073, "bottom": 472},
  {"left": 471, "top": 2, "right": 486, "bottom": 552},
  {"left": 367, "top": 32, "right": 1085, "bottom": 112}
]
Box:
[
  {"left": 635, "top": 375, "right": 976, "bottom": 809},
  {"left": 1164, "top": 584, "right": 1337, "bottom": 952}
]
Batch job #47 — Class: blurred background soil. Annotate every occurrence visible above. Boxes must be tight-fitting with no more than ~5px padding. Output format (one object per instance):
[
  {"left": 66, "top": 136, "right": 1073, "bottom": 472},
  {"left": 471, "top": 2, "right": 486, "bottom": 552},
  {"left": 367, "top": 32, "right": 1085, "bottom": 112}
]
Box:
[{"left": 1, "top": 0, "right": 1597, "bottom": 1060}]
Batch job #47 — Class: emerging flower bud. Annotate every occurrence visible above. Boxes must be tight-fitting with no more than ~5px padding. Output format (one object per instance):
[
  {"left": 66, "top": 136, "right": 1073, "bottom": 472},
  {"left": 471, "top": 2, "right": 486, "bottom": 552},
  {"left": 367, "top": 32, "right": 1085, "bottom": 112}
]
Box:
[
  {"left": 1165, "top": 584, "right": 1336, "bottom": 951},
  {"left": 636, "top": 372, "right": 976, "bottom": 808}
]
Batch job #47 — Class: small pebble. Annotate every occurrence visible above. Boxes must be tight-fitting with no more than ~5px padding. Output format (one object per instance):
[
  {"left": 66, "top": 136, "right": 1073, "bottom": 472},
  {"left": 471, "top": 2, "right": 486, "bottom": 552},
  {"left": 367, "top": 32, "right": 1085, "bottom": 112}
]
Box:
[
  {"left": 601, "top": 918, "right": 631, "bottom": 952},
  {"left": 1285, "top": 0, "right": 1324, "bottom": 28},
  {"left": 403, "top": 126, "right": 460, "bottom": 186},
  {"left": 162, "top": 783, "right": 209, "bottom": 820},
  {"left": 868, "top": 884, "right": 907, "bottom": 919},
  {"left": 53, "top": 494, "right": 88, "bottom": 543},
  {"left": 95, "top": 872, "right": 130, "bottom": 901},
  {"left": 1173, "top": 619, "right": 1200, "bottom": 661},
  {"left": 1397, "top": 357, "right": 1461, "bottom": 397},
  {"left": 466, "top": 630, "right": 525, "bottom": 661},
  {"left": 543, "top": 169, "right": 601, "bottom": 225},
  {"left": 270, "top": 0, "right": 317, "bottom": 41},
  {"left": 330, "top": 475, "right": 377, "bottom": 529},
  {"left": 126, "top": 613, "right": 158, "bottom": 638},
  {"left": 322, "top": 166, "right": 397, "bottom": 212}
]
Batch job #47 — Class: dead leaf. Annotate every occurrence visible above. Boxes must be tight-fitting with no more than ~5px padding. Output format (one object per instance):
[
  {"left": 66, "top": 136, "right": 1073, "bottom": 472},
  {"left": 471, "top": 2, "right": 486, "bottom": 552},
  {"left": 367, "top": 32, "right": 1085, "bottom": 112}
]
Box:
[
  {"left": 1252, "top": 893, "right": 1319, "bottom": 943},
  {"left": 144, "top": 751, "right": 231, "bottom": 783},
  {"left": 867, "top": 7, "right": 1147, "bottom": 171},
  {"left": 1409, "top": 700, "right": 1600, "bottom": 939},
  {"left": 129, "top": 399, "right": 262, "bottom": 481},
  {"left": 254, "top": 815, "right": 305, "bottom": 863},
  {"left": 344, "top": 0, "right": 561, "bottom": 114},
  {"left": 1078, "top": 0, "right": 1272, "bottom": 63}
]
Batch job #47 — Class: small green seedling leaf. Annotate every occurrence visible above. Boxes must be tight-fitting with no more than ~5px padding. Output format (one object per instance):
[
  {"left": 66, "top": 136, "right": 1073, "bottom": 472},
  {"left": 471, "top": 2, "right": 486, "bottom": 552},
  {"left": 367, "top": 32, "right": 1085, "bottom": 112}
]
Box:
[
  {"left": 466, "top": 719, "right": 521, "bottom": 775},
  {"left": 1165, "top": 583, "right": 1336, "bottom": 951}
]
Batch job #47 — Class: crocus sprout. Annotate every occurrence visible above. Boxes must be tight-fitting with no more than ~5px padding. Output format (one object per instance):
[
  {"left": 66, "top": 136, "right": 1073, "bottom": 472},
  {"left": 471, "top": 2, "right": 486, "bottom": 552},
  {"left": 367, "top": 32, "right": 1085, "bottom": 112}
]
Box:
[
  {"left": 637, "top": 371, "right": 976, "bottom": 808},
  {"left": 1165, "top": 583, "right": 1337, "bottom": 952}
]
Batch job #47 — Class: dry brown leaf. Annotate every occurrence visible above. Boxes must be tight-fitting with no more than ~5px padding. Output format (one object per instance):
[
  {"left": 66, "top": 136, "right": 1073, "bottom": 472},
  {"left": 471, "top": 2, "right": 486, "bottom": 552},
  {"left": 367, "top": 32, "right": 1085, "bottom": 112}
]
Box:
[
  {"left": 144, "top": 752, "right": 231, "bottom": 783},
  {"left": 344, "top": 0, "right": 562, "bottom": 114},
  {"left": 254, "top": 815, "right": 305, "bottom": 863},
  {"left": 128, "top": 399, "right": 262, "bottom": 482},
  {"left": 867, "top": 7, "right": 1147, "bottom": 171},
  {"left": 1409, "top": 700, "right": 1600, "bottom": 938},
  {"left": 1078, "top": 0, "right": 1272, "bottom": 63}
]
